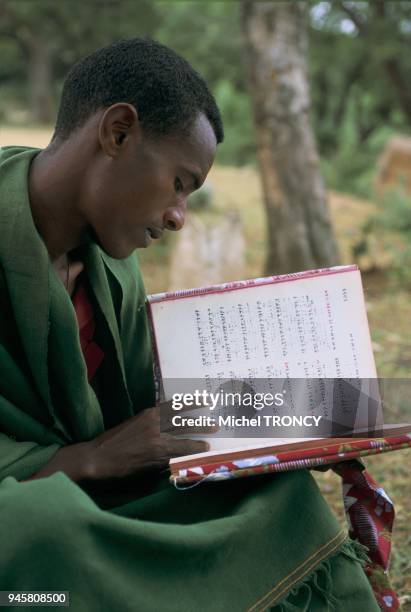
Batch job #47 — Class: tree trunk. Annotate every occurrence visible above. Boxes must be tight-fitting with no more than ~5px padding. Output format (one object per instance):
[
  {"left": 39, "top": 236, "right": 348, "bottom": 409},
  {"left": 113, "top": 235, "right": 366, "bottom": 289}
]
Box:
[
  {"left": 26, "top": 34, "right": 54, "bottom": 124},
  {"left": 241, "top": 1, "right": 339, "bottom": 274}
]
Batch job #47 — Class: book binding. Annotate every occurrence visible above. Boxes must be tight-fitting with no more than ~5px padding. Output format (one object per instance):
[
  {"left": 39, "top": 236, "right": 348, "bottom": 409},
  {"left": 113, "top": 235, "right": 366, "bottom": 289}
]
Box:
[
  {"left": 170, "top": 433, "right": 411, "bottom": 486},
  {"left": 147, "top": 265, "right": 359, "bottom": 304}
]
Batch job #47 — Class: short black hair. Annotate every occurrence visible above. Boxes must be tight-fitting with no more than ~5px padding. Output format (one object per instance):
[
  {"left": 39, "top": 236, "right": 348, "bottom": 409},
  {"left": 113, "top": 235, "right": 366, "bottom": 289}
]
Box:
[{"left": 54, "top": 38, "right": 224, "bottom": 144}]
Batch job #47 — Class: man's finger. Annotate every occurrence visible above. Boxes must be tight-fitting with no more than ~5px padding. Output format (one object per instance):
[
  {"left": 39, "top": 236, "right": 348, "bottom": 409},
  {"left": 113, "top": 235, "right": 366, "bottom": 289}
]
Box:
[
  {"left": 161, "top": 424, "right": 219, "bottom": 436},
  {"left": 167, "top": 437, "right": 210, "bottom": 457}
]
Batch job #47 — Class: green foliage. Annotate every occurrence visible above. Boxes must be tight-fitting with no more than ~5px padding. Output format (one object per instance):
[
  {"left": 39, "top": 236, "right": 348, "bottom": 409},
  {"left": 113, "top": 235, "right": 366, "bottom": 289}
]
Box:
[
  {"left": 0, "top": 38, "right": 26, "bottom": 118},
  {"left": 154, "top": 1, "right": 254, "bottom": 165},
  {"left": 1, "top": 0, "right": 411, "bottom": 174},
  {"left": 320, "top": 95, "right": 400, "bottom": 197},
  {"left": 213, "top": 81, "right": 255, "bottom": 166},
  {"left": 309, "top": 1, "right": 411, "bottom": 196},
  {"left": 0, "top": 0, "right": 160, "bottom": 123},
  {"left": 357, "top": 188, "right": 411, "bottom": 287},
  {"left": 154, "top": 1, "right": 245, "bottom": 90}
]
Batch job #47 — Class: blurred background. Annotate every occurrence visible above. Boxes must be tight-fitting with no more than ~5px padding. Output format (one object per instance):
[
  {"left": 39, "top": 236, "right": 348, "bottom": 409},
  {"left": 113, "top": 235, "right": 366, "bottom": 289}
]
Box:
[{"left": 0, "top": 0, "right": 410, "bottom": 602}]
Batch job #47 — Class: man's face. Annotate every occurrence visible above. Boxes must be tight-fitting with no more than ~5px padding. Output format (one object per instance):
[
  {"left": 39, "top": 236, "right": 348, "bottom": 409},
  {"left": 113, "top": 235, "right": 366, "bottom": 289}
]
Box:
[{"left": 87, "top": 113, "right": 217, "bottom": 259}]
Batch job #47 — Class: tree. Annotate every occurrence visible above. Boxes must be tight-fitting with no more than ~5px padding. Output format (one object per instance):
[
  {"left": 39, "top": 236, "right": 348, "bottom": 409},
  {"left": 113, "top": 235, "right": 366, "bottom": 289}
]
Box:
[
  {"left": 0, "top": 0, "right": 159, "bottom": 124},
  {"left": 336, "top": 0, "right": 411, "bottom": 126},
  {"left": 241, "top": 1, "right": 339, "bottom": 274},
  {"left": 309, "top": 1, "right": 411, "bottom": 156}
]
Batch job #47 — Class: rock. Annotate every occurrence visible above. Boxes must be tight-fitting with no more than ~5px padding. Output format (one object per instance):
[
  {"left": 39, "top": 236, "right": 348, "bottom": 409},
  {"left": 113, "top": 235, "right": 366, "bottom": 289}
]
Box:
[
  {"left": 376, "top": 136, "right": 411, "bottom": 196},
  {"left": 168, "top": 210, "right": 245, "bottom": 290}
]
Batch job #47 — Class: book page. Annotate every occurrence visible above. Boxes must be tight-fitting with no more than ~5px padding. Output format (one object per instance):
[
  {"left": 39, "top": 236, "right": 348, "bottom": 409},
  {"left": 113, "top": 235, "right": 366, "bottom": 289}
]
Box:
[
  {"left": 170, "top": 437, "right": 314, "bottom": 465},
  {"left": 150, "top": 269, "right": 376, "bottom": 379},
  {"left": 149, "top": 268, "right": 380, "bottom": 442}
]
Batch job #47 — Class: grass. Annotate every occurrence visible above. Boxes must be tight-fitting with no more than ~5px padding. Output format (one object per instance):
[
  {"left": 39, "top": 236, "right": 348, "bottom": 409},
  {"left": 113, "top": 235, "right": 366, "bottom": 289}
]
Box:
[{"left": 2, "top": 127, "right": 410, "bottom": 605}]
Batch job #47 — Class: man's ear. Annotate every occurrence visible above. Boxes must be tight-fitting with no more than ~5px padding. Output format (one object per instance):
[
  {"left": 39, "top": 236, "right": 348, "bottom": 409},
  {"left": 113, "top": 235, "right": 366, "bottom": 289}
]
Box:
[{"left": 98, "top": 103, "right": 140, "bottom": 157}]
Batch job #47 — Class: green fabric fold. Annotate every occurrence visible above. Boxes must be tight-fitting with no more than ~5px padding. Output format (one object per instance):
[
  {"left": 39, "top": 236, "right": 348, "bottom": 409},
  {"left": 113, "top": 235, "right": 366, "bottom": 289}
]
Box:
[
  {"left": 0, "top": 146, "right": 155, "bottom": 476},
  {"left": 272, "top": 539, "right": 376, "bottom": 612},
  {"left": 0, "top": 471, "right": 379, "bottom": 612}
]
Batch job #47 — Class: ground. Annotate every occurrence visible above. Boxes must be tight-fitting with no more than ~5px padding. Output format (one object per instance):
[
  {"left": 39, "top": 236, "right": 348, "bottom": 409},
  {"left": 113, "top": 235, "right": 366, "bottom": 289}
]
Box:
[{"left": 1, "top": 127, "right": 410, "bottom": 606}]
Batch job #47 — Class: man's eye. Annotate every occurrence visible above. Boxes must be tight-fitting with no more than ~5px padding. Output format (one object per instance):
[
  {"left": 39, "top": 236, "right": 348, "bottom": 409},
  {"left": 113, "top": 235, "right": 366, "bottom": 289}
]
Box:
[{"left": 174, "top": 177, "right": 184, "bottom": 193}]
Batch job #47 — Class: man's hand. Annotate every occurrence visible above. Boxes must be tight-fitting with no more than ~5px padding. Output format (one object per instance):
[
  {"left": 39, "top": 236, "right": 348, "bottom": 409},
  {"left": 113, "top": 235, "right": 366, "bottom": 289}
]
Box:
[
  {"left": 86, "top": 405, "right": 212, "bottom": 479},
  {"left": 27, "top": 405, "right": 211, "bottom": 483}
]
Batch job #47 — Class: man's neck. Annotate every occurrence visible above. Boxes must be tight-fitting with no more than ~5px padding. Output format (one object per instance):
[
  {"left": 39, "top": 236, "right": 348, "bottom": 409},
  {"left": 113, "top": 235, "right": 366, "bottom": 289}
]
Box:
[{"left": 28, "top": 139, "right": 90, "bottom": 262}]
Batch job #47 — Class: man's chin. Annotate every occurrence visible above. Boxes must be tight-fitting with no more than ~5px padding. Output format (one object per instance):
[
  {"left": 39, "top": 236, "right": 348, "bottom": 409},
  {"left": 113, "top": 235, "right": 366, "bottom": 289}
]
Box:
[
  {"left": 86, "top": 226, "right": 104, "bottom": 249},
  {"left": 87, "top": 227, "right": 138, "bottom": 259},
  {"left": 101, "top": 244, "right": 138, "bottom": 260}
]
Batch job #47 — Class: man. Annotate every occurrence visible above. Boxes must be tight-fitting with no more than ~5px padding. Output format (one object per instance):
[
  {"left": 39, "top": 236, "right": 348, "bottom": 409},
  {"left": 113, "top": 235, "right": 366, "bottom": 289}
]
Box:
[{"left": 0, "top": 39, "right": 378, "bottom": 611}]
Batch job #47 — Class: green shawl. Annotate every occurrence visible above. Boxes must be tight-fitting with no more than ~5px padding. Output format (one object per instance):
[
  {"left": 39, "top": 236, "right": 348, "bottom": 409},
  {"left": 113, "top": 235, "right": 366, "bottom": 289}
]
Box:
[
  {"left": 0, "top": 147, "right": 378, "bottom": 611},
  {"left": 0, "top": 146, "right": 155, "bottom": 480}
]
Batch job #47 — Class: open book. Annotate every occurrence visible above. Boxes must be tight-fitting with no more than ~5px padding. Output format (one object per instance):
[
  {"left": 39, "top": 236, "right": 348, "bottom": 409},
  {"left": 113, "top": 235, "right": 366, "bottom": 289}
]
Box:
[{"left": 147, "top": 265, "right": 411, "bottom": 485}]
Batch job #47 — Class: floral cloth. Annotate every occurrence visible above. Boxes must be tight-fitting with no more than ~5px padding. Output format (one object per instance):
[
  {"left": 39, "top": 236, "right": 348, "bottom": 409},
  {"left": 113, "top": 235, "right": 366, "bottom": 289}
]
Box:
[{"left": 332, "top": 460, "right": 399, "bottom": 611}]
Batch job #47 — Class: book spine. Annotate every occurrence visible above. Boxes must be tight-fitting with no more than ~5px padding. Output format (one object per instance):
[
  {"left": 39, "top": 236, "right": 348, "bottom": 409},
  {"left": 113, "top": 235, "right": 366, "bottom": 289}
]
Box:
[
  {"left": 171, "top": 434, "right": 411, "bottom": 475},
  {"left": 147, "top": 265, "right": 359, "bottom": 304},
  {"left": 145, "top": 300, "right": 164, "bottom": 403},
  {"left": 171, "top": 435, "right": 411, "bottom": 485}
]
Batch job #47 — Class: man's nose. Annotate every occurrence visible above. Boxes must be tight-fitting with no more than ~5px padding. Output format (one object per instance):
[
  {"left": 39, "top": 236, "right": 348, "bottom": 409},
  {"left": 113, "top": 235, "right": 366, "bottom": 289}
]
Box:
[{"left": 163, "top": 204, "right": 186, "bottom": 231}]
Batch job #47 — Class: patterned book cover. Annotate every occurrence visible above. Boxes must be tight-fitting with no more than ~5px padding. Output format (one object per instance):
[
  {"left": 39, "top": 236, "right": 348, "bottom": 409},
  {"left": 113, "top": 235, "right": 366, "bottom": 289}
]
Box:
[
  {"left": 147, "top": 264, "right": 359, "bottom": 304},
  {"left": 170, "top": 433, "right": 411, "bottom": 487}
]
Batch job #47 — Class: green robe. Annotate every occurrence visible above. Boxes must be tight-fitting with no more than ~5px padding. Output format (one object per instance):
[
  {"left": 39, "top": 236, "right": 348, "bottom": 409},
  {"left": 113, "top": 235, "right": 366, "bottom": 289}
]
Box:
[{"left": 0, "top": 147, "right": 378, "bottom": 611}]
